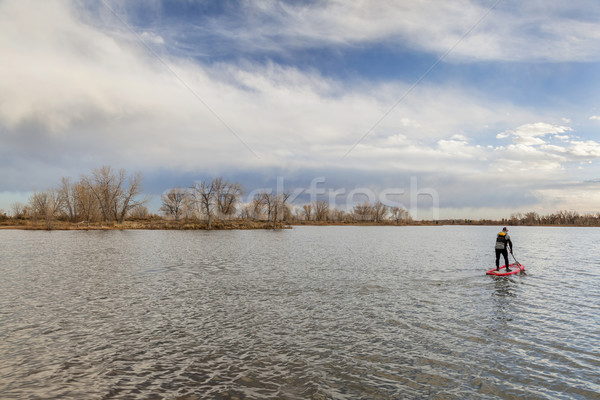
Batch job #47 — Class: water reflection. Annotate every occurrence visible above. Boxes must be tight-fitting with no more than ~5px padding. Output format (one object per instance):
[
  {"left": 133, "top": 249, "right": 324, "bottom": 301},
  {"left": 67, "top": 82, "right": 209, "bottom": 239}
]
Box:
[
  {"left": 492, "top": 276, "right": 517, "bottom": 298},
  {"left": 490, "top": 277, "right": 518, "bottom": 325}
]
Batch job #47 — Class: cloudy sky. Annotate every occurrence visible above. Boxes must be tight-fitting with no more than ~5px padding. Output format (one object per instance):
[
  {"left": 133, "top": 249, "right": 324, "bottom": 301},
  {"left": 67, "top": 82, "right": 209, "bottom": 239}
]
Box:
[{"left": 2, "top": 0, "right": 600, "bottom": 218}]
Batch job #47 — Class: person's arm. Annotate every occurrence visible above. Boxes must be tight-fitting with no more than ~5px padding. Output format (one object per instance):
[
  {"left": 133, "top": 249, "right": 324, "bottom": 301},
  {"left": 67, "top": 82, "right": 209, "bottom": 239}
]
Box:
[{"left": 507, "top": 237, "right": 513, "bottom": 253}]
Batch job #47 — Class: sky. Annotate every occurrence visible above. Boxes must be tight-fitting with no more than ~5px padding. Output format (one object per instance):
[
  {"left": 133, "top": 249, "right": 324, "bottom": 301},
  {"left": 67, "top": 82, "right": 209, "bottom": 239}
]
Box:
[{"left": 1, "top": 0, "right": 600, "bottom": 219}]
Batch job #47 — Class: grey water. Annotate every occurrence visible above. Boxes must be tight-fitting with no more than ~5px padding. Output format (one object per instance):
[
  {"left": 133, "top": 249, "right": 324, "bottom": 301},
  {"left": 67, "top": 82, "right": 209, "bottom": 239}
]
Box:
[{"left": 0, "top": 226, "right": 598, "bottom": 399}]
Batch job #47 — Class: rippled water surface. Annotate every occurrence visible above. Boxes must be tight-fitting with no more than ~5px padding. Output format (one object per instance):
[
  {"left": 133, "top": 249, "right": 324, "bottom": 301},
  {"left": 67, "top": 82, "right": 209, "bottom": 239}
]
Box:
[{"left": 1, "top": 226, "right": 599, "bottom": 399}]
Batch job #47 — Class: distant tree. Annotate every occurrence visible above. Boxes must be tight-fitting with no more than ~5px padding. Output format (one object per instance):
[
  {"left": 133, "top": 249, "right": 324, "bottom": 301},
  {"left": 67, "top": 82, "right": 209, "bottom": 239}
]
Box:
[
  {"left": 390, "top": 206, "right": 411, "bottom": 224},
  {"left": 291, "top": 206, "right": 302, "bottom": 221},
  {"left": 29, "top": 189, "right": 61, "bottom": 229},
  {"left": 313, "top": 200, "right": 329, "bottom": 222},
  {"left": 373, "top": 201, "right": 388, "bottom": 223},
  {"left": 255, "top": 191, "right": 292, "bottom": 228},
  {"left": 329, "top": 208, "right": 347, "bottom": 222},
  {"left": 251, "top": 197, "right": 265, "bottom": 220},
  {"left": 302, "top": 204, "right": 312, "bottom": 221},
  {"left": 116, "top": 171, "right": 146, "bottom": 223},
  {"left": 190, "top": 180, "right": 217, "bottom": 229},
  {"left": 239, "top": 203, "right": 253, "bottom": 220},
  {"left": 129, "top": 204, "right": 150, "bottom": 219},
  {"left": 255, "top": 191, "right": 274, "bottom": 222},
  {"left": 273, "top": 191, "right": 292, "bottom": 227},
  {"left": 352, "top": 202, "right": 374, "bottom": 222},
  {"left": 57, "top": 177, "right": 79, "bottom": 222},
  {"left": 11, "top": 202, "right": 26, "bottom": 218},
  {"left": 509, "top": 212, "right": 523, "bottom": 225},
  {"left": 282, "top": 202, "right": 294, "bottom": 222},
  {"left": 84, "top": 166, "right": 146, "bottom": 224},
  {"left": 160, "top": 188, "right": 189, "bottom": 220},
  {"left": 214, "top": 178, "right": 243, "bottom": 219},
  {"left": 73, "top": 179, "right": 100, "bottom": 224},
  {"left": 84, "top": 166, "right": 119, "bottom": 222},
  {"left": 524, "top": 211, "right": 539, "bottom": 225}
]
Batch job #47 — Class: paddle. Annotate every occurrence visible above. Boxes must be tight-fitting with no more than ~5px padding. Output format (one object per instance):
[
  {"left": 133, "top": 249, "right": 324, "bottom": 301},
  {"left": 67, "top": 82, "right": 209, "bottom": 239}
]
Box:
[{"left": 510, "top": 251, "right": 521, "bottom": 266}]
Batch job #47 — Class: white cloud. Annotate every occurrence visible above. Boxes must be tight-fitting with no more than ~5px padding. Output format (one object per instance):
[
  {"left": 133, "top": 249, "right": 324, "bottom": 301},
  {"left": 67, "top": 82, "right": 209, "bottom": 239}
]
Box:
[
  {"left": 498, "top": 122, "right": 572, "bottom": 146},
  {"left": 0, "top": 0, "right": 534, "bottom": 175},
  {"left": 382, "top": 134, "right": 410, "bottom": 146},
  {"left": 514, "top": 136, "right": 547, "bottom": 146},
  {"left": 495, "top": 143, "right": 566, "bottom": 172},
  {"left": 533, "top": 183, "right": 600, "bottom": 213},
  {"left": 590, "top": 115, "right": 600, "bottom": 121},
  {"left": 140, "top": 31, "right": 165, "bottom": 45},
  {"left": 203, "top": 0, "right": 600, "bottom": 62},
  {"left": 494, "top": 122, "right": 600, "bottom": 168},
  {"left": 541, "top": 144, "right": 568, "bottom": 153},
  {"left": 400, "top": 118, "right": 420, "bottom": 127},
  {"left": 567, "top": 140, "right": 600, "bottom": 158},
  {"left": 513, "top": 122, "right": 572, "bottom": 137},
  {"left": 450, "top": 134, "right": 468, "bottom": 142}
]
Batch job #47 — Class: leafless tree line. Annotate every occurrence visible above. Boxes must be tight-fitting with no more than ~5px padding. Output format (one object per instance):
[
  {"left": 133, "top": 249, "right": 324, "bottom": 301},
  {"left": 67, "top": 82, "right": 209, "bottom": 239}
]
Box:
[
  {"left": 11, "top": 166, "right": 146, "bottom": 228},
  {"left": 8, "top": 170, "right": 599, "bottom": 228},
  {"left": 294, "top": 200, "right": 412, "bottom": 224},
  {"left": 159, "top": 178, "right": 412, "bottom": 228},
  {"left": 508, "top": 211, "right": 600, "bottom": 226},
  {"left": 160, "top": 178, "right": 292, "bottom": 229},
  {"left": 160, "top": 178, "right": 245, "bottom": 229}
]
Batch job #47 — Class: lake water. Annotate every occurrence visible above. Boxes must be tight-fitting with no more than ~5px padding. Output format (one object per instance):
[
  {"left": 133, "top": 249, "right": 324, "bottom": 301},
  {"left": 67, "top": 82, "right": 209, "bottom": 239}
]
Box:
[{"left": 0, "top": 226, "right": 599, "bottom": 399}]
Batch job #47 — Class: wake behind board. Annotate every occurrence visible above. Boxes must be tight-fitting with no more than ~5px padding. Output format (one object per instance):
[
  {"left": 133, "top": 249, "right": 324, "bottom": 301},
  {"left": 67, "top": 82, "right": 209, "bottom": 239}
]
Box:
[{"left": 486, "top": 263, "right": 525, "bottom": 276}]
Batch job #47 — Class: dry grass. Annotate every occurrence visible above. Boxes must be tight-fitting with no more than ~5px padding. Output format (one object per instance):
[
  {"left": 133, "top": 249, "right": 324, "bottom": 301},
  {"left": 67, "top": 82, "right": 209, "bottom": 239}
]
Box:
[
  {"left": 3, "top": 216, "right": 597, "bottom": 230},
  {"left": 0, "top": 218, "right": 286, "bottom": 230}
]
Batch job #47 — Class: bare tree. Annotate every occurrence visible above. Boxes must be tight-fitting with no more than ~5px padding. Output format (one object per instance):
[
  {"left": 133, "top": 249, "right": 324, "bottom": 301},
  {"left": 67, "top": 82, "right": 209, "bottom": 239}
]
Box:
[
  {"left": 160, "top": 188, "right": 189, "bottom": 220},
  {"left": 352, "top": 202, "right": 374, "bottom": 222},
  {"left": 180, "top": 199, "right": 196, "bottom": 220},
  {"left": 84, "top": 166, "right": 121, "bottom": 222},
  {"left": 251, "top": 196, "right": 265, "bottom": 220},
  {"left": 373, "top": 201, "right": 388, "bottom": 223},
  {"left": 509, "top": 212, "right": 523, "bottom": 225},
  {"left": 524, "top": 211, "right": 539, "bottom": 225},
  {"left": 116, "top": 171, "right": 145, "bottom": 223},
  {"left": 84, "top": 166, "right": 146, "bottom": 224},
  {"left": 239, "top": 203, "right": 252, "bottom": 220},
  {"left": 390, "top": 206, "right": 411, "bottom": 224},
  {"left": 214, "top": 178, "right": 243, "bottom": 219},
  {"left": 272, "top": 191, "right": 292, "bottom": 228},
  {"left": 29, "top": 191, "right": 49, "bottom": 220},
  {"left": 129, "top": 204, "right": 150, "bottom": 219},
  {"left": 29, "top": 189, "right": 61, "bottom": 229},
  {"left": 190, "top": 180, "right": 217, "bottom": 229},
  {"left": 256, "top": 191, "right": 274, "bottom": 222},
  {"left": 255, "top": 190, "right": 291, "bottom": 228},
  {"left": 313, "top": 200, "right": 329, "bottom": 222},
  {"left": 302, "top": 204, "right": 312, "bottom": 221},
  {"left": 73, "top": 179, "right": 100, "bottom": 224},
  {"left": 329, "top": 208, "right": 347, "bottom": 222},
  {"left": 11, "top": 202, "right": 26, "bottom": 218},
  {"left": 57, "top": 177, "right": 78, "bottom": 222},
  {"left": 291, "top": 206, "right": 304, "bottom": 221}
]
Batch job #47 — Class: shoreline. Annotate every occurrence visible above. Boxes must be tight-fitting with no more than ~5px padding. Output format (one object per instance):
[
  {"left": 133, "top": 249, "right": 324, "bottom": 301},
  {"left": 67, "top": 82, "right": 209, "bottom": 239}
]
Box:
[
  {"left": 0, "top": 219, "right": 285, "bottom": 231},
  {"left": 2, "top": 219, "right": 600, "bottom": 230}
]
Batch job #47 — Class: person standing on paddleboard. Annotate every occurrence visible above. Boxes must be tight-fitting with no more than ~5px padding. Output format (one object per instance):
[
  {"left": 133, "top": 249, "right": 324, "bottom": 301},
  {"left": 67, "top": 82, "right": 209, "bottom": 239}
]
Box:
[{"left": 495, "top": 227, "right": 513, "bottom": 272}]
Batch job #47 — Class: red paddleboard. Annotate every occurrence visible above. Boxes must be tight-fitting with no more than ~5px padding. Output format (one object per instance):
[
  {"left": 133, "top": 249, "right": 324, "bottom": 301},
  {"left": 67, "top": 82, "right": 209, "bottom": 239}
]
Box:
[{"left": 486, "top": 263, "right": 525, "bottom": 276}]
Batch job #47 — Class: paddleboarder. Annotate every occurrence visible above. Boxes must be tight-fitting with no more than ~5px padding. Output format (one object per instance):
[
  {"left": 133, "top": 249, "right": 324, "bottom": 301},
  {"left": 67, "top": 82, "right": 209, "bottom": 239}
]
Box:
[{"left": 495, "top": 227, "right": 513, "bottom": 272}]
